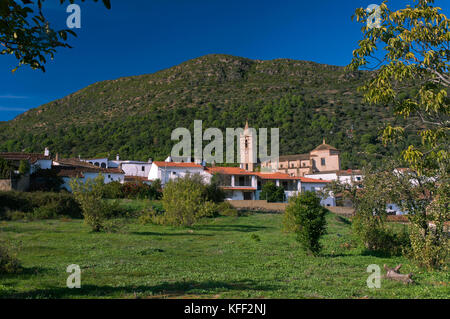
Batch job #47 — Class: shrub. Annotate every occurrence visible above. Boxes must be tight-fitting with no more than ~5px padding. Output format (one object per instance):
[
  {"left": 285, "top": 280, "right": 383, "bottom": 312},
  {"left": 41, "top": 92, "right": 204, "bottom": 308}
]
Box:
[
  {"left": 102, "top": 181, "right": 124, "bottom": 199},
  {"left": 217, "top": 201, "right": 239, "bottom": 217},
  {"left": 0, "top": 243, "right": 21, "bottom": 274},
  {"left": 353, "top": 213, "right": 409, "bottom": 255},
  {"left": 138, "top": 205, "right": 165, "bottom": 225},
  {"left": 4, "top": 210, "right": 27, "bottom": 221},
  {"left": 32, "top": 202, "right": 60, "bottom": 219},
  {"left": 204, "top": 174, "right": 225, "bottom": 203},
  {"left": 408, "top": 224, "right": 449, "bottom": 270},
  {"left": 325, "top": 165, "right": 417, "bottom": 255},
  {"left": 198, "top": 201, "right": 219, "bottom": 218},
  {"left": 70, "top": 175, "right": 119, "bottom": 232},
  {"left": 121, "top": 181, "right": 162, "bottom": 200},
  {"left": 0, "top": 158, "right": 13, "bottom": 179},
  {"left": 18, "top": 160, "right": 30, "bottom": 175},
  {"left": 0, "top": 191, "right": 82, "bottom": 220},
  {"left": 406, "top": 179, "right": 449, "bottom": 269},
  {"left": 260, "top": 182, "right": 285, "bottom": 202},
  {"left": 283, "top": 191, "right": 327, "bottom": 255},
  {"left": 161, "top": 174, "right": 209, "bottom": 226}
]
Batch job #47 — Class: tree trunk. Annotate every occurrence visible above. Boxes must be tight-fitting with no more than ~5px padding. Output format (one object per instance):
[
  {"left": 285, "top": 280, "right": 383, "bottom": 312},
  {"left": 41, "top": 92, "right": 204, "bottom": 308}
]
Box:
[{"left": 384, "top": 264, "right": 414, "bottom": 284}]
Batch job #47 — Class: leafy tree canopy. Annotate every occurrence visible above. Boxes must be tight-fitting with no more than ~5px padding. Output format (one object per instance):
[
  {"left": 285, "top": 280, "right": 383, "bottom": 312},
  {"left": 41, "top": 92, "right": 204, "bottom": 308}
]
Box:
[
  {"left": 349, "top": 0, "right": 449, "bottom": 173},
  {"left": 0, "top": 0, "right": 110, "bottom": 72}
]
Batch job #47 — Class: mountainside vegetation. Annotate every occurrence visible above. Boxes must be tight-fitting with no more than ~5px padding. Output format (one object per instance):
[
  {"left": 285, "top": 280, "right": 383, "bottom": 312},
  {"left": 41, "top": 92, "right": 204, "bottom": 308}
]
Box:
[{"left": 0, "top": 54, "right": 421, "bottom": 168}]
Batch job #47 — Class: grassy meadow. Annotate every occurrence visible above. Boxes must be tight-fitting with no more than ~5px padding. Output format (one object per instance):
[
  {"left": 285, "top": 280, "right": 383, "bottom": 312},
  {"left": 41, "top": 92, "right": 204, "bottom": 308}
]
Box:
[{"left": 0, "top": 204, "right": 448, "bottom": 299}]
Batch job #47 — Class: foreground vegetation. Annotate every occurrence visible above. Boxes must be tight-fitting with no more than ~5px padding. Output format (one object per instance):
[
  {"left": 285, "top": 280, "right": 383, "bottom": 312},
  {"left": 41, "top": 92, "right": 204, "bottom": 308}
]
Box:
[{"left": 0, "top": 210, "right": 448, "bottom": 299}]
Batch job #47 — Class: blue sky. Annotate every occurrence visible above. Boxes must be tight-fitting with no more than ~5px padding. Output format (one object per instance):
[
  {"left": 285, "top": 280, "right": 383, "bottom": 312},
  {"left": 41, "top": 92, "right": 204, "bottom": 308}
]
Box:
[{"left": 0, "top": 0, "right": 443, "bottom": 121}]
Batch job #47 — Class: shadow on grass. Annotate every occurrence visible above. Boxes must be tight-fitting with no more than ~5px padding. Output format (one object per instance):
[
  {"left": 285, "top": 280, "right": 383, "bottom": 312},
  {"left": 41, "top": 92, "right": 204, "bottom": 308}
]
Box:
[
  {"left": 192, "top": 224, "right": 268, "bottom": 233},
  {"left": 360, "top": 249, "right": 402, "bottom": 258},
  {"left": 1, "top": 266, "right": 52, "bottom": 281},
  {"left": 130, "top": 231, "right": 214, "bottom": 237},
  {"left": 320, "top": 252, "right": 354, "bottom": 258},
  {"left": 334, "top": 215, "right": 351, "bottom": 225},
  {"left": 1, "top": 280, "right": 278, "bottom": 299}
]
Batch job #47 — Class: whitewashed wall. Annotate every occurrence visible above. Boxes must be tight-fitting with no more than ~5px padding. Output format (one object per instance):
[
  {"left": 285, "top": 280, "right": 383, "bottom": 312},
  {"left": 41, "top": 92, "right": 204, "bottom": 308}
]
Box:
[
  {"left": 148, "top": 164, "right": 211, "bottom": 185},
  {"left": 120, "top": 163, "right": 152, "bottom": 178},
  {"left": 61, "top": 172, "right": 125, "bottom": 192}
]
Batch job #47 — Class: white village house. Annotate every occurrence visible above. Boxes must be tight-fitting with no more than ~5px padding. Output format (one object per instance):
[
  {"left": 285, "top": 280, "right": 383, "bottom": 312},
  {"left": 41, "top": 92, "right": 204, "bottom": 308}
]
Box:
[{"left": 53, "top": 158, "right": 125, "bottom": 191}]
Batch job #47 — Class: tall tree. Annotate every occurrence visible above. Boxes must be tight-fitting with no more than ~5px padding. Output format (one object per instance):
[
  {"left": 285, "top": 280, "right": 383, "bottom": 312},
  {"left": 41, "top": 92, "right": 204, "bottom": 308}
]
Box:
[
  {"left": 348, "top": 0, "right": 449, "bottom": 173},
  {"left": 348, "top": 0, "right": 449, "bottom": 269}
]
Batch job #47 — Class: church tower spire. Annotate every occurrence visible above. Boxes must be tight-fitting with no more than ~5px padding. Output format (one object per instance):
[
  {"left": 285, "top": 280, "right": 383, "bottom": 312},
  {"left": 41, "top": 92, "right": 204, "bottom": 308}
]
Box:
[{"left": 240, "top": 121, "right": 255, "bottom": 171}]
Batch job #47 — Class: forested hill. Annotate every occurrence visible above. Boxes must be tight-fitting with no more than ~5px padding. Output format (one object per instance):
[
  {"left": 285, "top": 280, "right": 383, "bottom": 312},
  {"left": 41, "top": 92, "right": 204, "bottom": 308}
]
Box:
[{"left": 0, "top": 54, "right": 417, "bottom": 169}]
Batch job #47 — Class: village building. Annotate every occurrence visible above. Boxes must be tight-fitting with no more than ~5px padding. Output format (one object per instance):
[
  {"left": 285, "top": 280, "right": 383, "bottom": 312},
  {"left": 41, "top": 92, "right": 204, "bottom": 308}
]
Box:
[
  {"left": 0, "top": 149, "right": 53, "bottom": 191},
  {"left": 148, "top": 160, "right": 211, "bottom": 186},
  {"left": 53, "top": 158, "right": 125, "bottom": 191},
  {"left": 305, "top": 169, "right": 363, "bottom": 184},
  {"left": 0, "top": 148, "right": 52, "bottom": 174},
  {"left": 260, "top": 139, "right": 341, "bottom": 177}
]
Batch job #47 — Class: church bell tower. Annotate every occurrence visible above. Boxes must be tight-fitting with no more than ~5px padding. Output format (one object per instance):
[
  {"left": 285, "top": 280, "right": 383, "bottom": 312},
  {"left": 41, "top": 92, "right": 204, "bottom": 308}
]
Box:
[{"left": 240, "top": 121, "right": 256, "bottom": 171}]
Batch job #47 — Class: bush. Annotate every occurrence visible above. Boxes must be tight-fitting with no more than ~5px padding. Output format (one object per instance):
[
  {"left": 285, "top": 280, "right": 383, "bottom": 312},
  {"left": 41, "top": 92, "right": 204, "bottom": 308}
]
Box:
[
  {"left": 283, "top": 191, "right": 327, "bottom": 255},
  {"left": 32, "top": 202, "right": 61, "bottom": 219},
  {"left": 18, "top": 160, "right": 30, "bottom": 175},
  {"left": 70, "top": 175, "right": 120, "bottom": 232},
  {"left": 217, "top": 201, "right": 240, "bottom": 217},
  {"left": 102, "top": 181, "right": 124, "bottom": 199},
  {"left": 0, "top": 191, "right": 82, "bottom": 220},
  {"left": 198, "top": 201, "right": 219, "bottom": 218},
  {"left": 408, "top": 224, "right": 449, "bottom": 270},
  {"left": 161, "top": 174, "right": 210, "bottom": 226},
  {"left": 0, "top": 157, "right": 13, "bottom": 179},
  {"left": 260, "top": 182, "right": 285, "bottom": 202},
  {"left": 138, "top": 205, "right": 165, "bottom": 225},
  {"left": 0, "top": 243, "right": 21, "bottom": 274},
  {"left": 406, "top": 180, "right": 449, "bottom": 269},
  {"left": 121, "top": 181, "right": 162, "bottom": 200},
  {"left": 353, "top": 213, "right": 410, "bottom": 255},
  {"left": 204, "top": 174, "right": 225, "bottom": 203}
]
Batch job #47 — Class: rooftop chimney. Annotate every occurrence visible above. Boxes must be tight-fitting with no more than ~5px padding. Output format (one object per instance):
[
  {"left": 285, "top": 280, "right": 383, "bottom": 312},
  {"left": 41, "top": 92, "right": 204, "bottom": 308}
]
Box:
[
  {"left": 44, "top": 147, "right": 50, "bottom": 156},
  {"left": 116, "top": 154, "right": 120, "bottom": 161},
  {"left": 148, "top": 158, "right": 153, "bottom": 163}
]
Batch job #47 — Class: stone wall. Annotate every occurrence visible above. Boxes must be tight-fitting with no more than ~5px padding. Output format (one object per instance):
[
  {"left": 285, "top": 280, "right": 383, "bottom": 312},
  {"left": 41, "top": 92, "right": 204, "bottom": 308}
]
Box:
[
  {"left": 0, "top": 175, "right": 30, "bottom": 192},
  {"left": 0, "top": 179, "right": 12, "bottom": 191},
  {"left": 228, "top": 200, "right": 287, "bottom": 212}
]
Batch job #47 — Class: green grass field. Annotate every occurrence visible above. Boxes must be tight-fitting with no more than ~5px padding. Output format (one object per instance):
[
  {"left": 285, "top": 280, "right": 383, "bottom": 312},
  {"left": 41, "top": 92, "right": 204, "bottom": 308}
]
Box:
[{"left": 0, "top": 210, "right": 448, "bottom": 299}]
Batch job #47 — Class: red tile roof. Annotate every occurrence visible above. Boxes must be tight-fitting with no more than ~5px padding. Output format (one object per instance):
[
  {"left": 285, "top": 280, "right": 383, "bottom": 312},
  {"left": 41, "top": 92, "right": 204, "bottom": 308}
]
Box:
[
  {"left": 337, "top": 169, "right": 363, "bottom": 176},
  {"left": 298, "top": 177, "right": 331, "bottom": 183},
  {"left": 152, "top": 161, "right": 203, "bottom": 168},
  {"left": 313, "top": 143, "right": 338, "bottom": 151},
  {"left": 207, "top": 166, "right": 254, "bottom": 175},
  {"left": 255, "top": 172, "right": 298, "bottom": 180},
  {"left": 0, "top": 152, "right": 51, "bottom": 163}
]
